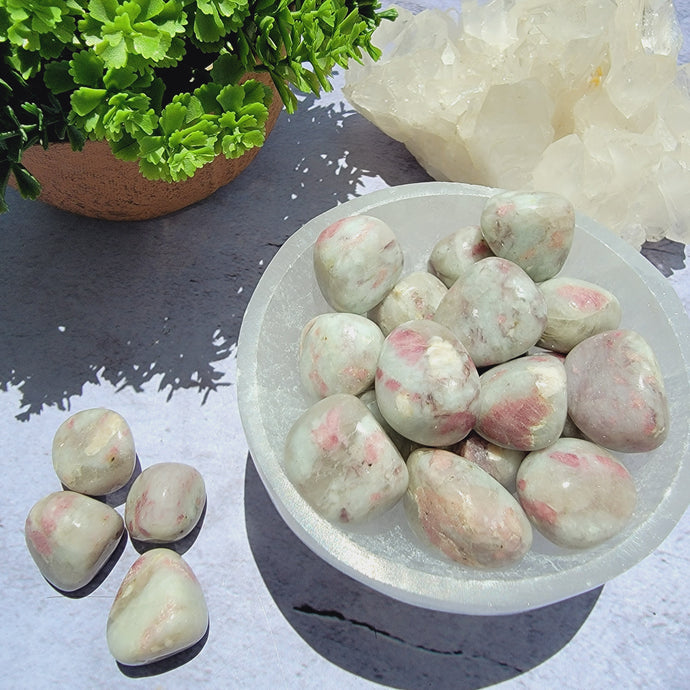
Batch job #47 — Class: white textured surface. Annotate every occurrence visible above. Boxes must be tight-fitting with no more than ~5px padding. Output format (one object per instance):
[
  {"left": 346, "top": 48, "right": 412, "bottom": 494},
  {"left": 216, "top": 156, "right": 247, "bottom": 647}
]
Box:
[{"left": 1, "top": 1, "right": 689, "bottom": 688}]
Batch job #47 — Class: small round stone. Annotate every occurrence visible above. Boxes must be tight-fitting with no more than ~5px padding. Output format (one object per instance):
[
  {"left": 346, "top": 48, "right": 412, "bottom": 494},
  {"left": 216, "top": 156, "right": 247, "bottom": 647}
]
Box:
[
  {"left": 313, "top": 214, "right": 404, "bottom": 314},
  {"left": 480, "top": 189, "right": 575, "bottom": 282},
  {"left": 565, "top": 329, "right": 669, "bottom": 452},
  {"left": 428, "top": 225, "right": 494, "bottom": 287},
  {"left": 284, "top": 394, "right": 408, "bottom": 523},
  {"left": 433, "top": 257, "right": 547, "bottom": 367},
  {"left": 474, "top": 354, "right": 568, "bottom": 451},
  {"left": 107, "top": 549, "right": 209, "bottom": 666},
  {"left": 405, "top": 448, "right": 532, "bottom": 568},
  {"left": 516, "top": 438, "right": 637, "bottom": 549},
  {"left": 375, "top": 320, "right": 480, "bottom": 447},
  {"left": 299, "top": 312, "right": 384, "bottom": 398},
  {"left": 125, "top": 463, "right": 206, "bottom": 543},
  {"left": 451, "top": 432, "right": 525, "bottom": 493},
  {"left": 537, "top": 276, "right": 621, "bottom": 353},
  {"left": 25, "top": 491, "right": 124, "bottom": 591},
  {"left": 368, "top": 271, "right": 447, "bottom": 336},
  {"left": 52, "top": 408, "right": 136, "bottom": 495}
]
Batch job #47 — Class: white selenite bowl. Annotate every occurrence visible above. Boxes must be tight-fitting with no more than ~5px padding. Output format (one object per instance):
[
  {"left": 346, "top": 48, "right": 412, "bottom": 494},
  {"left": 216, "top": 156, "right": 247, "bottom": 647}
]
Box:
[{"left": 237, "top": 182, "right": 690, "bottom": 615}]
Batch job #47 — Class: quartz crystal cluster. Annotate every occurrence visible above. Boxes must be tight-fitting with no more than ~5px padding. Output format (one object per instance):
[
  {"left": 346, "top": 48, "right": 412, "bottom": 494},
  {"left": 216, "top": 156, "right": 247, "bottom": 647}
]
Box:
[{"left": 343, "top": 0, "right": 690, "bottom": 248}]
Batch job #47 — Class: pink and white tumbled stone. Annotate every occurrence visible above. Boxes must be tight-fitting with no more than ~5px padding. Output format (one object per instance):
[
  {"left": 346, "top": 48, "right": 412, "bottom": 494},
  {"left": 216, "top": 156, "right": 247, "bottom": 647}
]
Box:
[
  {"left": 405, "top": 448, "right": 533, "bottom": 568},
  {"left": 565, "top": 329, "right": 669, "bottom": 452},
  {"left": 480, "top": 190, "right": 575, "bottom": 282},
  {"left": 313, "top": 214, "right": 404, "bottom": 314},
  {"left": 106, "top": 548, "right": 209, "bottom": 666},
  {"left": 25, "top": 490, "right": 124, "bottom": 591},
  {"left": 475, "top": 354, "right": 568, "bottom": 451},
  {"left": 451, "top": 431, "right": 525, "bottom": 493},
  {"left": 428, "top": 225, "right": 494, "bottom": 287},
  {"left": 368, "top": 271, "right": 447, "bottom": 336},
  {"left": 299, "top": 312, "right": 384, "bottom": 398},
  {"left": 433, "top": 257, "right": 547, "bottom": 367},
  {"left": 52, "top": 408, "right": 136, "bottom": 495},
  {"left": 516, "top": 437, "right": 637, "bottom": 549},
  {"left": 375, "top": 320, "right": 480, "bottom": 447},
  {"left": 537, "top": 276, "right": 622, "bottom": 353},
  {"left": 125, "top": 462, "right": 206, "bottom": 543},
  {"left": 284, "top": 394, "right": 408, "bottom": 523}
]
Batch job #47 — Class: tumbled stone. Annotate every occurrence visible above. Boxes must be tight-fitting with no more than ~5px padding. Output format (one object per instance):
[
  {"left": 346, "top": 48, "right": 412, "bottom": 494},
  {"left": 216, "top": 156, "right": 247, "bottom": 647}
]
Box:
[
  {"left": 428, "top": 225, "right": 493, "bottom": 288},
  {"left": 298, "top": 312, "right": 383, "bottom": 398},
  {"left": 480, "top": 190, "right": 575, "bottom": 282},
  {"left": 25, "top": 491, "right": 124, "bottom": 591},
  {"left": 375, "top": 320, "right": 480, "bottom": 447},
  {"left": 451, "top": 431, "right": 525, "bottom": 493},
  {"left": 537, "top": 276, "right": 622, "bottom": 352},
  {"left": 106, "top": 549, "right": 208, "bottom": 666},
  {"left": 517, "top": 437, "right": 637, "bottom": 548},
  {"left": 475, "top": 354, "right": 568, "bottom": 451},
  {"left": 433, "top": 257, "right": 547, "bottom": 366},
  {"left": 125, "top": 463, "right": 206, "bottom": 543},
  {"left": 284, "top": 394, "right": 408, "bottom": 523},
  {"left": 565, "top": 329, "right": 669, "bottom": 452},
  {"left": 368, "top": 271, "right": 447, "bottom": 336},
  {"left": 405, "top": 448, "right": 532, "bottom": 568},
  {"left": 52, "top": 408, "right": 136, "bottom": 495},
  {"left": 313, "top": 214, "right": 404, "bottom": 314}
]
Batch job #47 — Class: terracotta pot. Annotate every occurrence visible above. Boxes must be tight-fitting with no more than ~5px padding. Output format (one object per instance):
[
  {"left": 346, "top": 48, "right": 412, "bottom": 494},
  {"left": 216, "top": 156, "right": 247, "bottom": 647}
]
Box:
[{"left": 17, "top": 73, "right": 283, "bottom": 221}]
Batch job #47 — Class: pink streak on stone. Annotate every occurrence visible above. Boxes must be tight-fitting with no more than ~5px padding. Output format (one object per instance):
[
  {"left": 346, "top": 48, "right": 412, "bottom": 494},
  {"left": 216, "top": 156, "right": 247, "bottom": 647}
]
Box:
[
  {"left": 26, "top": 524, "right": 52, "bottom": 557},
  {"left": 479, "top": 395, "right": 550, "bottom": 448},
  {"left": 438, "top": 410, "right": 476, "bottom": 436},
  {"left": 384, "top": 377, "right": 401, "bottom": 392},
  {"left": 551, "top": 451, "right": 582, "bottom": 468},
  {"left": 311, "top": 406, "right": 342, "bottom": 452},
  {"left": 517, "top": 478, "right": 527, "bottom": 491},
  {"left": 595, "top": 453, "right": 630, "bottom": 479},
  {"left": 556, "top": 284, "right": 608, "bottom": 312},
  {"left": 316, "top": 218, "right": 344, "bottom": 244},
  {"left": 387, "top": 327, "right": 428, "bottom": 365},
  {"left": 364, "top": 432, "right": 385, "bottom": 466},
  {"left": 520, "top": 496, "right": 558, "bottom": 525}
]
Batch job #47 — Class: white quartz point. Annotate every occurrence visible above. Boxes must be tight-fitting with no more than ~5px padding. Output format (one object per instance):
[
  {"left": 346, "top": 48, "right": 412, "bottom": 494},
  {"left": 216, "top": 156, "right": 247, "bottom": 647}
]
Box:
[
  {"left": 284, "top": 394, "right": 408, "bottom": 523},
  {"left": 25, "top": 491, "right": 124, "bottom": 592},
  {"left": 52, "top": 408, "right": 136, "bottom": 495},
  {"left": 106, "top": 549, "right": 209, "bottom": 666},
  {"left": 125, "top": 463, "right": 206, "bottom": 543}
]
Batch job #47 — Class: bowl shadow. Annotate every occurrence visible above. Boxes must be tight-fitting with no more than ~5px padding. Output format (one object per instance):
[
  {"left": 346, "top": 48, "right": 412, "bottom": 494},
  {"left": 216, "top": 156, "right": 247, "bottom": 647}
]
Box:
[{"left": 244, "top": 456, "right": 601, "bottom": 689}]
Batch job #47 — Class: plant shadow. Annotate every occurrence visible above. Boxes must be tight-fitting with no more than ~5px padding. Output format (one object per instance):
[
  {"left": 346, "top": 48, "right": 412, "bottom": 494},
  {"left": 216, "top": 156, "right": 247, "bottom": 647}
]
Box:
[
  {"left": 0, "top": 89, "right": 431, "bottom": 421},
  {"left": 244, "top": 456, "right": 602, "bottom": 690}
]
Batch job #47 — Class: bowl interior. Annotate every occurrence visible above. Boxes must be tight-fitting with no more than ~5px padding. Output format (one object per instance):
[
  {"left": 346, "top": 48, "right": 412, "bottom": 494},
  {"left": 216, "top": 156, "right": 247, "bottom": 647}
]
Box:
[{"left": 237, "top": 182, "right": 690, "bottom": 614}]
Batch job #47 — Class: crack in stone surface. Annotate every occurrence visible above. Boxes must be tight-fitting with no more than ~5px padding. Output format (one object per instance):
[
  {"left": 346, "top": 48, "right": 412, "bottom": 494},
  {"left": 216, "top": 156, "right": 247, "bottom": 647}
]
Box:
[{"left": 293, "top": 604, "right": 524, "bottom": 672}]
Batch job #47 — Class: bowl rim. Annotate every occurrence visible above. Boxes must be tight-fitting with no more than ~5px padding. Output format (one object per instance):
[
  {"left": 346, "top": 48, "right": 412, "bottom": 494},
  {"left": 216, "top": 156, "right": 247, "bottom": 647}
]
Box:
[{"left": 237, "top": 181, "right": 690, "bottom": 614}]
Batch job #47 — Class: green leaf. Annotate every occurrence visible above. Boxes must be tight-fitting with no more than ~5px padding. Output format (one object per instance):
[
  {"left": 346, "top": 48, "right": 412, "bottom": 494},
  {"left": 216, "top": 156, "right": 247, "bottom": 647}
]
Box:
[
  {"left": 70, "top": 87, "right": 108, "bottom": 116},
  {"left": 103, "top": 66, "right": 138, "bottom": 90},
  {"left": 69, "top": 50, "right": 105, "bottom": 87},
  {"left": 43, "top": 60, "right": 75, "bottom": 94},
  {"left": 210, "top": 53, "right": 244, "bottom": 86},
  {"left": 11, "top": 162, "right": 42, "bottom": 199}
]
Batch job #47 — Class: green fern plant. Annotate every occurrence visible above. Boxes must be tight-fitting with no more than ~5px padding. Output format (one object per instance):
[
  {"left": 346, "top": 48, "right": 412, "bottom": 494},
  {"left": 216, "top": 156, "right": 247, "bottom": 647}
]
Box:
[{"left": 0, "top": 0, "right": 396, "bottom": 212}]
